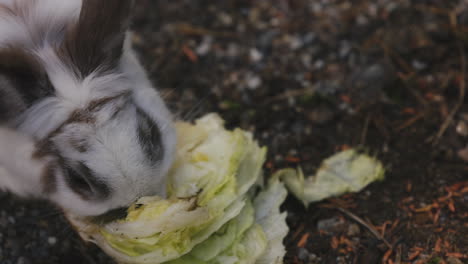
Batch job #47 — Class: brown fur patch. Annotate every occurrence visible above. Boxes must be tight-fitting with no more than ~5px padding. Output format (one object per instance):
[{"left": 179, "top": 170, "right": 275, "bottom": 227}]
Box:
[
  {"left": 32, "top": 139, "right": 57, "bottom": 159},
  {"left": 40, "top": 163, "right": 57, "bottom": 194},
  {"left": 32, "top": 92, "right": 128, "bottom": 159},
  {"left": 69, "top": 137, "right": 90, "bottom": 153},
  {"left": 87, "top": 92, "right": 130, "bottom": 112},
  {"left": 0, "top": 4, "right": 15, "bottom": 15}
]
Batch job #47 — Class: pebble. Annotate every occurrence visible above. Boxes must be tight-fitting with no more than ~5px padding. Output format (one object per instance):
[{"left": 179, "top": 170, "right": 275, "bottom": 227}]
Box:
[
  {"left": 302, "top": 32, "right": 316, "bottom": 44},
  {"left": 249, "top": 48, "right": 263, "bottom": 62},
  {"left": 307, "top": 105, "right": 335, "bottom": 124},
  {"left": 349, "top": 63, "right": 391, "bottom": 105},
  {"left": 287, "top": 35, "right": 304, "bottom": 50},
  {"left": 456, "top": 119, "right": 468, "bottom": 137},
  {"left": 336, "top": 256, "right": 347, "bottom": 264},
  {"left": 257, "top": 30, "right": 279, "bottom": 48},
  {"left": 339, "top": 41, "right": 352, "bottom": 58},
  {"left": 196, "top": 36, "right": 213, "bottom": 56},
  {"left": 412, "top": 59, "right": 427, "bottom": 71},
  {"left": 316, "top": 80, "right": 341, "bottom": 95},
  {"left": 447, "top": 257, "right": 463, "bottom": 264},
  {"left": 226, "top": 43, "right": 241, "bottom": 58},
  {"left": 356, "top": 14, "right": 369, "bottom": 25},
  {"left": 301, "top": 53, "right": 312, "bottom": 68},
  {"left": 298, "top": 248, "right": 310, "bottom": 261},
  {"left": 347, "top": 223, "right": 361, "bottom": 236},
  {"left": 314, "top": 60, "right": 325, "bottom": 70},
  {"left": 47, "top": 237, "right": 57, "bottom": 245},
  {"left": 317, "top": 217, "right": 345, "bottom": 233},
  {"left": 16, "top": 257, "right": 31, "bottom": 264},
  {"left": 244, "top": 73, "right": 262, "bottom": 90},
  {"left": 298, "top": 248, "right": 318, "bottom": 262},
  {"left": 217, "top": 12, "right": 233, "bottom": 26},
  {"left": 458, "top": 147, "right": 468, "bottom": 162}
]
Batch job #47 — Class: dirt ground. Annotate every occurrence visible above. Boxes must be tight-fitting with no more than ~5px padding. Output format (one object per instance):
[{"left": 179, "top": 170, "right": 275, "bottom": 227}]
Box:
[{"left": 1, "top": 0, "right": 467, "bottom": 264}]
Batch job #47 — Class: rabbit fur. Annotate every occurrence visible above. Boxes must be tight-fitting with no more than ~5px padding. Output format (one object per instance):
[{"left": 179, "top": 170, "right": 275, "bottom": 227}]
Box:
[{"left": 0, "top": 0, "right": 177, "bottom": 217}]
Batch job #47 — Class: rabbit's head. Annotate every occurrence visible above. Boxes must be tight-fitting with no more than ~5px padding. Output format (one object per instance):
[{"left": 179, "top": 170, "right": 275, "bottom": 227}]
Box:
[{"left": 0, "top": 0, "right": 176, "bottom": 217}]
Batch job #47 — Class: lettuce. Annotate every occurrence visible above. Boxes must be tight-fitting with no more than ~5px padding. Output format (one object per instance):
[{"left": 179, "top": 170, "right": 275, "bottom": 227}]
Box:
[
  {"left": 68, "top": 114, "right": 288, "bottom": 264},
  {"left": 279, "top": 149, "right": 385, "bottom": 206},
  {"left": 254, "top": 176, "right": 289, "bottom": 264},
  {"left": 67, "top": 113, "right": 385, "bottom": 264}
]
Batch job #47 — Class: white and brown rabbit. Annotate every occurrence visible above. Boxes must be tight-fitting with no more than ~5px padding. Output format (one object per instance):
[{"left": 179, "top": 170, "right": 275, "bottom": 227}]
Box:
[{"left": 0, "top": 0, "right": 177, "bottom": 218}]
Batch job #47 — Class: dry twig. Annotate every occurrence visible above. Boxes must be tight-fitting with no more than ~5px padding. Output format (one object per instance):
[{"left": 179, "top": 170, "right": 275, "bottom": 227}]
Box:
[
  {"left": 428, "top": 43, "right": 466, "bottom": 144},
  {"left": 336, "top": 207, "right": 393, "bottom": 249}
]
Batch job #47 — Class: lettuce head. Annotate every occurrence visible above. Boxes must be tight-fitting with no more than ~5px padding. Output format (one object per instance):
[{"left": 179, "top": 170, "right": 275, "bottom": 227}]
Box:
[{"left": 67, "top": 114, "right": 289, "bottom": 264}]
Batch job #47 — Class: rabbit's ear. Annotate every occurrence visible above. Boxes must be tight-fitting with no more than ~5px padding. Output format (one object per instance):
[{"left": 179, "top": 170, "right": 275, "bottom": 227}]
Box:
[
  {"left": 0, "top": 48, "right": 53, "bottom": 122},
  {"left": 61, "top": 0, "right": 134, "bottom": 77},
  {"left": 0, "top": 126, "right": 54, "bottom": 197}
]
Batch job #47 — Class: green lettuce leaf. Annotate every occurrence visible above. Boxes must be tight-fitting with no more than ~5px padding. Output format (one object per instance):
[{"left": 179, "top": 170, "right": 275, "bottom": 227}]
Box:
[
  {"left": 279, "top": 149, "right": 385, "bottom": 206},
  {"left": 68, "top": 114, "right": 272, "bottom": 264},
  {"left": 254, "top": 176, "right": 289, "bottom": 264}
]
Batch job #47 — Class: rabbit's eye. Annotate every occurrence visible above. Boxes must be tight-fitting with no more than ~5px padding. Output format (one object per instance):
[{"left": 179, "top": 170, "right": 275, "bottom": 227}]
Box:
[
  {"left": 136, "top": 107, "right": 164, "bottom": 163},
  {"left": 64, "top": 163, "right": 110, "bottom": 200}
]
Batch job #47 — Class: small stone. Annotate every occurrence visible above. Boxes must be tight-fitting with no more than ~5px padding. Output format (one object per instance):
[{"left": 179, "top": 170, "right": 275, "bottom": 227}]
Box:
[
  {"left": 458, "top": 147, "right": 468, "bottom": 162},
  {"left": 307, "top": 105, "right": 335, "bottom": 124},
  {"left": 456, "top": 120, "right": 468, "bottom": 136},
  {"left": 302, "top": 32, "right": 316, "bottom": 44},
  {"left": 356, "top": 14, "right": 368, "bottom": 25},
  {"left": 217, "top": 12, "right": 233, "bottom": 26},
  {"left": 228, "top": 44, "right": 241, "bottom": 58},
  {"left": 310, "top": 3, "right": 323, "bottom": 13},
  {"left": 298, "top": 248, "right": 311, "bottom": 261},
  {"left": 196, "top": 36, "right": 213, "bottom": 56},
  {"left": 347, "top": 223, "right": 360, "bottom": 236},
  {"left": 336, "top": 256, "right": 347, "bottom": 264},
  {"left": 447, "top": 257, "right": 463, "bottom": 264},
  {"left": 47, "top": 236, "right": 57, "bottom": 245},
  {"left": 288, "top": 35, "right": 303, "bottom": 50},
  {"left": 314, "top": 60, "right": 325, "bottom": 70},
  {"left": 301, "top": 53, "right": 312, "bottom": 68},
  {"left": 245, "top": 73, "right": 262, "bottom": 90},
  {"left": 249, "top": 48, "right": 263, "bottom": 62},
  {"left": 412, "top": 59, "right": 427, "bottom": 71},
  {"left": 275, "top": 154, "right": 283, "bottom": 162},
  {"left": 339, "top": 41, "right": 352, "bottom": 58},
  {"left": 257, "top": 30, "right": 279, "bottom": 48},
  {"left": 368, "top": 4, "right": 378, "bottom": 17},
  {"left": 16, "top": 257, "right": 31, "bottom": 264},
  {"left": 317, "top": 217, "right": 346, "bottom": 233},
  {"left": 270, "top": 17, "right": 280, "bottom": 26}
]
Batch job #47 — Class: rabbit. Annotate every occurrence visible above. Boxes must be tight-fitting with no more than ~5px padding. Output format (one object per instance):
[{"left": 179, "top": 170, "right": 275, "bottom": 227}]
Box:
[{"left": 0, "top": 0, "right": 177, "bottom": 218}]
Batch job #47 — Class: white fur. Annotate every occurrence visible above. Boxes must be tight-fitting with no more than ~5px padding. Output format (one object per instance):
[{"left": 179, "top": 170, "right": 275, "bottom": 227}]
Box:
[
  {"left": 0, "top": 0, "right": 177, "bottom": 216},
  {"left": 0, "top": 0, "right": 81, "bottom": 48},
  {"left": 0, "top": 127, "right": 54, "bottom": 195}
]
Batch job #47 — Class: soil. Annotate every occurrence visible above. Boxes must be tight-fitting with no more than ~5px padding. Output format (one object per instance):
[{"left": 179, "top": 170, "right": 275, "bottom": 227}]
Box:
[{"left": 1, "top": 1, "right": 467, "bottom": 264}]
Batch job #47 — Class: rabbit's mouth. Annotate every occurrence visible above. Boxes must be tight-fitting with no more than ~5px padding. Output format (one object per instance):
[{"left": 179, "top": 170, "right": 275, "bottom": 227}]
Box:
[{"left": 89, "top": 206, "right": 129, "bottom": 225}]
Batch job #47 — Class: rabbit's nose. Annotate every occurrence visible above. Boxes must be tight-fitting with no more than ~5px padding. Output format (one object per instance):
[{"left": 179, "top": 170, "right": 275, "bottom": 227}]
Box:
[{"left": 90, "top": 206, "right": 128, "bottom": 225}]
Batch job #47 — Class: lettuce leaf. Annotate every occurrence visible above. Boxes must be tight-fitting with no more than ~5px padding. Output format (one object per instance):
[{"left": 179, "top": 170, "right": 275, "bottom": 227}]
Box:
[
  {"left": 254, "top": 176, "right": 289, "bottom": 264},
  {"left": 68, "top": 114, "right": 276, "bottom": 264},
  {"left": 279, "top": 149, "right": 385, "bottom": 206}
]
